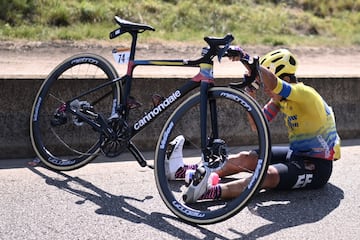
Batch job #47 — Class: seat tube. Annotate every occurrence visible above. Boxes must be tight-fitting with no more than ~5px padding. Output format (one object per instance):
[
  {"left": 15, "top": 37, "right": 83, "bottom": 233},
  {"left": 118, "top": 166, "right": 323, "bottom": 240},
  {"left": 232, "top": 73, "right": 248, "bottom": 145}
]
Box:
[
  {"left": 200, "top": 81, "right": 210, "bottom": 152},
  {"left": 193, "top": 62, "right": 214, "bottom": 159},
  {"left": 209, "top": 97, "right": 219, "bottom": 139}
]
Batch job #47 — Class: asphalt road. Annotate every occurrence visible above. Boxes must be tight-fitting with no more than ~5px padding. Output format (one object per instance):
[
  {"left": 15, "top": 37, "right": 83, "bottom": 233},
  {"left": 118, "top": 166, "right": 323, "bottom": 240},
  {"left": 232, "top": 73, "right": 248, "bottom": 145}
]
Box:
[{"left": 1, "top": 139, "right": 359, "bottom": 240}]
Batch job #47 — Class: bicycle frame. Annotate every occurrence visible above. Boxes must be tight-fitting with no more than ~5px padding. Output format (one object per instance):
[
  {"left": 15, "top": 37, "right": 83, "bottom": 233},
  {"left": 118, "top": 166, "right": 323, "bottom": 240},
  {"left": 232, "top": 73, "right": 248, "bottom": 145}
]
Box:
[
  {"left": 66, "top": 36, "right": 231, "bottom": 169},
  {"left": 67, "top": 59, "right": 219, "bottom": 165},
  {"left": 63, "top": 18, "right": 237, "bottom": 167}
]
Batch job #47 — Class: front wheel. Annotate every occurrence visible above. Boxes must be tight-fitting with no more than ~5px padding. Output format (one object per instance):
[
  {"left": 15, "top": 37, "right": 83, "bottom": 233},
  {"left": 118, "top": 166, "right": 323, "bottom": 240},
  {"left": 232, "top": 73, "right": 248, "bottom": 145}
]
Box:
[{"left": 154, "top": 87, "right": 271, "bottom": 224}]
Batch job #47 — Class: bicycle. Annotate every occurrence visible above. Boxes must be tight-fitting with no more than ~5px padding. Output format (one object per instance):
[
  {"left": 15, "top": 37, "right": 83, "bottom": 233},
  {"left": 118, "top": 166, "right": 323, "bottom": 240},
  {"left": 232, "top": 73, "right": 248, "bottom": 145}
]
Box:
[{"left": 30, "top": 16, "right": 271, "bottom": 224}]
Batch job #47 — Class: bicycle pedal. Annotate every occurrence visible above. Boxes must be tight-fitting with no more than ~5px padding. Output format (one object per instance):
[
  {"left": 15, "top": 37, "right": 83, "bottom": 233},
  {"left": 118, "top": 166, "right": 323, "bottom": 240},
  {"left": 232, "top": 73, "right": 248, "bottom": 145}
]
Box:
[
  {"left": 127, "top": 96, "right": 142, "bottom": 109},
  {"left": 152, "top": 93, "right": 165, "bottom": 107}
]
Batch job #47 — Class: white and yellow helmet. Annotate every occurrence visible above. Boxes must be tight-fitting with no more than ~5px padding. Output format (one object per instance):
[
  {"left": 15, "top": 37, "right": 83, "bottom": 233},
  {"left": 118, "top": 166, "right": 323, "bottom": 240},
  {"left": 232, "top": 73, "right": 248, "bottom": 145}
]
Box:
[{"left": 260, "top": 49, "right": 298, "bottom": 78}]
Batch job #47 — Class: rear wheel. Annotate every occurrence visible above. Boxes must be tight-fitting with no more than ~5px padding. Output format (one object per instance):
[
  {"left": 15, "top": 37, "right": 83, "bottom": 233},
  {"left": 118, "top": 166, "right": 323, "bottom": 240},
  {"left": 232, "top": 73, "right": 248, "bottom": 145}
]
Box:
[
  {"left": 30, "top": 53, "right": 121, "bottom": 171},
  {"left": 155, "top": 87, "right": 271, "bottom": 224}
]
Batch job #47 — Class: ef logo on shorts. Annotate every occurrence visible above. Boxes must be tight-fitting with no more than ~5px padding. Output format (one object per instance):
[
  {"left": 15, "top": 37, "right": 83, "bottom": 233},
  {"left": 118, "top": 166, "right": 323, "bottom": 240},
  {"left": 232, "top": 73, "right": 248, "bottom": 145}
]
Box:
[{"left": 292, "top": 173, "right": 313, "bottom": 189}]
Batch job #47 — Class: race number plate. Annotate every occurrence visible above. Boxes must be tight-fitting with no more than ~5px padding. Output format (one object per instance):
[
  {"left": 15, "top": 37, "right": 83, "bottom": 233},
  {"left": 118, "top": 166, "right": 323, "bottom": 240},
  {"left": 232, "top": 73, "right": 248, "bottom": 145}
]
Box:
[{"left": 112, "top": 48, "right": 130, "bottom": 64}]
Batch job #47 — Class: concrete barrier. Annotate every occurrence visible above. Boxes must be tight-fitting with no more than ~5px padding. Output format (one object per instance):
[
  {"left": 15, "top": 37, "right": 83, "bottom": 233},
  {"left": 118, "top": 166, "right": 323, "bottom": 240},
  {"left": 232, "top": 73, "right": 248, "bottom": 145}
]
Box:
[{"left": 0, "top": 76, "right": 359, "bottom": 159}]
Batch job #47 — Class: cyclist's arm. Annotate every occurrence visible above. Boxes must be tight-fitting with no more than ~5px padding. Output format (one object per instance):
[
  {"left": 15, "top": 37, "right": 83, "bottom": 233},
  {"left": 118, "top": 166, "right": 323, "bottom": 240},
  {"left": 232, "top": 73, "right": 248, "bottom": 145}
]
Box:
[
  {"left": 247, "top": 98, "right": 279, "bottom": 132},
  {"left": 259, "top": 66, "right": 278, "bottom": 91},
  {"left": 228, "top": 46, "right": 279, "bottom": 91},
  {"left": 263, "top": 99, "right": 280, "bottom": 122}
]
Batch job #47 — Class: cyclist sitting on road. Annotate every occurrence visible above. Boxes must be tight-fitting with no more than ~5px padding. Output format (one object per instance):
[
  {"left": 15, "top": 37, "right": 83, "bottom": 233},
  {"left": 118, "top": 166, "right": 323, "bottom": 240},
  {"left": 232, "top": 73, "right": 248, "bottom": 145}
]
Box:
[{"left": 166, "top": 48, "right": 341, "bottom": 203}]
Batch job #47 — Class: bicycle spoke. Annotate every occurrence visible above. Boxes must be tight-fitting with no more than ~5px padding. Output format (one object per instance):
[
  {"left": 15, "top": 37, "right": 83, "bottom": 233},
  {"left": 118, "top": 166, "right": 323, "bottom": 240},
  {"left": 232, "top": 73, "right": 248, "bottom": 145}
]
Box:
[{"left": 50, "top": 127, "right": 98, "bottom": 157}]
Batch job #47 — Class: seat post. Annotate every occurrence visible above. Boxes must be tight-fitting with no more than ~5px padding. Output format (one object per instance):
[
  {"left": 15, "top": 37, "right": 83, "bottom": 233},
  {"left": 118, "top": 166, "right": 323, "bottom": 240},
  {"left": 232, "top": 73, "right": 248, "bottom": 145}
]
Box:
[{"left": 129, "top": 31, "right": 138, "bottom": 61}]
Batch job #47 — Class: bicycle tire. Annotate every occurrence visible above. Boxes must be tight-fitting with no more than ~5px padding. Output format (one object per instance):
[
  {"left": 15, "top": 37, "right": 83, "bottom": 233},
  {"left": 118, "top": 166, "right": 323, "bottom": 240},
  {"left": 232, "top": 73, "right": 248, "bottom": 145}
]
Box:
[
  {"left": 154, "top": 87, "right": 271, "bottom": 224},
  {"left": 30, "top": 53, "right": 121, "bottom": 171}
]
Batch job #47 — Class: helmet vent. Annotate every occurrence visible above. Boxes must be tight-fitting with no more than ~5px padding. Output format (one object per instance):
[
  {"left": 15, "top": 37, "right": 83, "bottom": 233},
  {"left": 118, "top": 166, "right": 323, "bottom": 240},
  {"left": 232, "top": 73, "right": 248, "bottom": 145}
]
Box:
[
  {"left": 272, "top": 57, "right": 282, "bottom": 63},
  {"left": 289, "top": 56, "right": 296, "bottom": 65},
  {"left": 275, "top": 64, "right": 285, "bottom": 74},
  {"left": 271, "top": 51, "right": 281, "bottom": 56}
]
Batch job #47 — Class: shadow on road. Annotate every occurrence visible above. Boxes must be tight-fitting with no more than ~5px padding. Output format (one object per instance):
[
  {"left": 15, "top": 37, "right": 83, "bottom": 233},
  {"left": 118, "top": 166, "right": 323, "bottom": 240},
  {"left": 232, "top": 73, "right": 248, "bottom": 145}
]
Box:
[
  {"left": 229, "top": 184, "right": 344, "bottom": 239},
  {"left": 26, "top": 163, "right": 344, "bottom": 239},
  {"left": 27, "top": 166, "right": 230, "bottom": 240}
]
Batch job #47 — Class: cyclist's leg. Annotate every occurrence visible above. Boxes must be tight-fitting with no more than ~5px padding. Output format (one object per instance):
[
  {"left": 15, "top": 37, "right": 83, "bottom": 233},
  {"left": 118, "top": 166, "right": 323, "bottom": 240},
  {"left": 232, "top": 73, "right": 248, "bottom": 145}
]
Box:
[
  {"left": 273, "top": 155, "right": 333, "bottom": 190},
  {"left": 216, "top": 150, "right": 258, "bottom": 177},
  {"left": 166, "top": 135, "right": 198, "bottom": 180},
  {"left": 202, "top": 146, "right": 289, "bottom": 199},
  {"left": 211, "top": 164, "right": 279, "bottom": 200},
  {"left": 216, "top": 146, "right": 290, "bottom": 178},
  {"left": 269, "top": 146, "right": 291, "bottom": 163},
  {"left": 209, "top": 150, "right": 333, "bottom": 200}
]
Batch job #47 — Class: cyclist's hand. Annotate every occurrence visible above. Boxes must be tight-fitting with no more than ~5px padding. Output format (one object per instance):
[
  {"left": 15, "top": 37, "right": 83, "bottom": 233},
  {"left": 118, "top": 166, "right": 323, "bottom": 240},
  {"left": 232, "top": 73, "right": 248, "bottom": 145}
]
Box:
[
  {"left": 227, "top": 46, "right": 249, "bottom": 61},
  {"left": 245, "top": 86, "right": 257, "bottom": 98}
]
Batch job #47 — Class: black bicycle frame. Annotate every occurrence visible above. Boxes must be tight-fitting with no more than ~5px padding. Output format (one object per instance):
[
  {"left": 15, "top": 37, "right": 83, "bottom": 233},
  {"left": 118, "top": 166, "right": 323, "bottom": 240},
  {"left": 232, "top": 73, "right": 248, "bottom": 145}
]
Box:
[
  {"left": 66, "top": 58, "right": 219, "bottom": 162},
  {"left": 67, "top": 27, "right": 231, "bottom": 165}
]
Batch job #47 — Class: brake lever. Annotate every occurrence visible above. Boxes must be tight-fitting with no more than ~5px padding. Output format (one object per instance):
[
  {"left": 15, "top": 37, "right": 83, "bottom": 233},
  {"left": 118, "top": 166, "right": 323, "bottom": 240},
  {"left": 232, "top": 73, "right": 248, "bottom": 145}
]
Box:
[{"left": 229, "top": 56, "right": 261, "bottom": 90}]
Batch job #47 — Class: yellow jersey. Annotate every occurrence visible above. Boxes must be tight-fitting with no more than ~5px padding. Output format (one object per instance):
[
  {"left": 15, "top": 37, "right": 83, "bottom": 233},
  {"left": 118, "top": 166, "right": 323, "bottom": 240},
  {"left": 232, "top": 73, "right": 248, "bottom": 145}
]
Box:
[{"left": 272, "top": 78, "right": 341, "bottom": 160}]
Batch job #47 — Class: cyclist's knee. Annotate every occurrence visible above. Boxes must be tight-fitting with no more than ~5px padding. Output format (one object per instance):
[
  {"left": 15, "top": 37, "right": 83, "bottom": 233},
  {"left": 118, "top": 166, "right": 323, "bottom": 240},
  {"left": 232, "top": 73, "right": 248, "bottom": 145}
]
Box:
[
  {"left": 262, "top": 166, "right": 280, "bottom": 189},
  {"left": 225, "top": 150, "right": 258, "bottom": 170},
  {"left": 237, "top": 150, "right": 258, "bottom": 168},
  {"left": 235, "top": 150, "right": 258, "bottom": 160}
]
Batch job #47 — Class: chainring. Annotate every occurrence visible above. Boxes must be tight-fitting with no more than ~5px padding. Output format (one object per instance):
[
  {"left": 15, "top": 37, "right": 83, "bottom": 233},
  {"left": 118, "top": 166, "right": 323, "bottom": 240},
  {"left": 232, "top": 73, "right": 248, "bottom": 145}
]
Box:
[{"left": 100, "top": 118, "right": 130, "bottom": 157}]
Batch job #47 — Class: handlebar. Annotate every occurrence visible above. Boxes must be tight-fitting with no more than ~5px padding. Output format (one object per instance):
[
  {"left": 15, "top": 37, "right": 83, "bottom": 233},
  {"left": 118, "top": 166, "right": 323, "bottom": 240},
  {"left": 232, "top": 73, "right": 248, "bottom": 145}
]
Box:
[{"left": 193, "top": 33, "right": 234, "bottom": 64}]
